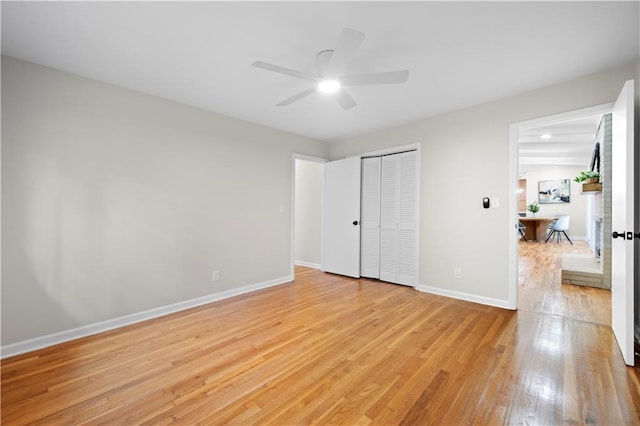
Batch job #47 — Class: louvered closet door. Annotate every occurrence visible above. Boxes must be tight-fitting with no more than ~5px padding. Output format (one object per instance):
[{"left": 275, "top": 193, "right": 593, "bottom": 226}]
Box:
[
  {"left": 380, "top": 155, "right": 399, "bottom": 283},
  {"left": 379, "top": 151, "right": 417, "bottom": 286},
  {"left": 360, "top": 157, "right": 381, "bottom": 278},
  {"left": 396, "top": 151, "right": 417, "bottom": 285}
]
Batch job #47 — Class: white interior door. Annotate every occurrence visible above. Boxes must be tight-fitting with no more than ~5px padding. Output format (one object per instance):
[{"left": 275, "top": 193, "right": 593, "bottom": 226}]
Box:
[
  {"left": 611, "top": 79, "right": 635, "bottom": 366},
  {"left": 361, "top": 157, "right": 381, "bottom": 278},
  {"left": 323, "top": 157, "right": 361, "bottom": 278}
]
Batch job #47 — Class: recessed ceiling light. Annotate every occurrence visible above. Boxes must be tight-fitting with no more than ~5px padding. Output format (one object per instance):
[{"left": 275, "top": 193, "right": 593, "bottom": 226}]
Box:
[
  {"left": 318, "top": 79, "right": 341, "bottom": 94},
  {"left": 540, "top": 133, "right": 552, "bottom": 140}
]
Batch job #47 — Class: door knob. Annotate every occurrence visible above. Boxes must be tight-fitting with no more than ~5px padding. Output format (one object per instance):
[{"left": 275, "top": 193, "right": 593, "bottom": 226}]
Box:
[
  {"left": 612, "top": 231, "right": 626, "bottom": 239},
  {"left": 353, "top": 220, "right": 359, "bottom": 226}
]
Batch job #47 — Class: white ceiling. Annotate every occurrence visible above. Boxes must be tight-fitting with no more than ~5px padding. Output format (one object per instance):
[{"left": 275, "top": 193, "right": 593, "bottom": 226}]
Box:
[
  {"left": 2, "top": 1, "right": 638, "bottom": 143},
  {"left": 518, "top": 113, "right": 604, "bottom": 173}
]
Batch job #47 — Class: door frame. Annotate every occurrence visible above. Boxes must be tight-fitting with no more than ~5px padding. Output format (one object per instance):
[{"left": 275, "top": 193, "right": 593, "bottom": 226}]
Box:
[
  {"left": 291, "top": 153, "right": 327, "bottom": 280},
  {"left": 350, "top": 142, "right": 422, "bottom": 286},
  {"left": 508, "top": 103, "right": 614, "bottom": 309}
]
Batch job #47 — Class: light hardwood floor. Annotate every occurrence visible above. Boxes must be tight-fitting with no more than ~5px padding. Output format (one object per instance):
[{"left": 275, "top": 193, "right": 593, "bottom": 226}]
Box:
[
  {"left": 518, "top": 240, "right": 611, "bottom": 326},
  {"left": 2, "top": 264, "right": 639, "bottom": 424}
]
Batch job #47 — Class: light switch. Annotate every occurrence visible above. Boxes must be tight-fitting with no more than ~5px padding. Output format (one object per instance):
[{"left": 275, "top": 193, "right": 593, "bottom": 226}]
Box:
[
  {"left": 279, "top": 204, "right": 285, "bottom": 213},
  {"left": 491, "top": 197, "right": 500, "bottom": 208}
]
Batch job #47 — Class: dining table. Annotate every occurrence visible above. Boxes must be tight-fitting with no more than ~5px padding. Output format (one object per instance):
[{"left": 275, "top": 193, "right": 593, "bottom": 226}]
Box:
[{"left": 519, "top": 217, "right": 557, "bottom": 241}]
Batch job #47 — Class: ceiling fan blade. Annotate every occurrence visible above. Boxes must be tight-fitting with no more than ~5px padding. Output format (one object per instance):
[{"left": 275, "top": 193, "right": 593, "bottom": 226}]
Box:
[
  {"left": 276, "top": 87, "right": 316, "bottom": 106},
  {"left": 341, "top": 70, "right": 410, "bottom": 86},
  {"left": 333, "top": 89, "right": 357, "bottom": 110},
  {"left": 327, "top": 28, "right": 365, "bottom": 77},
  {"left": 252, "top": 61, "right": 318, "bottom": 82},
  {"left": 316, "top": 50, "right": 333, "bottom": 78}
]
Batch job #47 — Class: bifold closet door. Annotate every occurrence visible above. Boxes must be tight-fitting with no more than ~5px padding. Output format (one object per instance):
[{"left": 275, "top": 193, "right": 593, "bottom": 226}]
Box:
[
  {"left": 396, "top": 151, "right": 417, "bottom": 285},
  {"left": 360, "top": 157, "right": 381, "bottom": 278},
  {"left": 380, "top": 151, "right": 417, "bottom": 286},
  {"left": 380, "top": 155, "right": 398, "bottom": 283}
]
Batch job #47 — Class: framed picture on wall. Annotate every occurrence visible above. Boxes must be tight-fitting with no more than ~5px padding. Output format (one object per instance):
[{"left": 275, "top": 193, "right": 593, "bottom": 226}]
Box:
[{"left": 538, "top": 179, "right": 570, "bottom": 204}]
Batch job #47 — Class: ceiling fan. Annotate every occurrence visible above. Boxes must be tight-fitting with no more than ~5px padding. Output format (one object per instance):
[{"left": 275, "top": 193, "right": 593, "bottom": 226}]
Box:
[{"left": 252, "top": 28, "right": 409, "bottom": 110}]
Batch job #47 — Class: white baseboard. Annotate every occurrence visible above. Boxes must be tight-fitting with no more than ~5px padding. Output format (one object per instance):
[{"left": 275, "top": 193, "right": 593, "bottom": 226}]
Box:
[
  {"left": 416, "top": 284, "right": 513, "bottom": 310},
  {"left": 294, "top": 260, "right": 322, "bottom": 269},
  {"left": 1, "top": 275, "right": 292, "bottom": 359}
]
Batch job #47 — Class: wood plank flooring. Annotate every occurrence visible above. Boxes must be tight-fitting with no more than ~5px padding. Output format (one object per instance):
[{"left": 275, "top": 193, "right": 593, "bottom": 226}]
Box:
[
  {"left": 2, "top": 264, "right": 639, "bottom": 424},
  {"left": 518, "top": 240, "right": 611, "bottom": 326}
]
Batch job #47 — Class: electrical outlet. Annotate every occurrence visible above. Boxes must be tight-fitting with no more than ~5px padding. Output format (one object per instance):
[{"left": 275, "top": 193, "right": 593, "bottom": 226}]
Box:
[
  {"left": 454, "top": 267, "right": 462, "bottom": 279},
  {"left": 212, "top": 270, "right": 220, "bottom": 281}
]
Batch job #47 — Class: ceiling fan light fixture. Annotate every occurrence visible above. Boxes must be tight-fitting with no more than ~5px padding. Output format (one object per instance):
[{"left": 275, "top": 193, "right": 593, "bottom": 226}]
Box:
[
  {"left": 253, "top": 28, "right": 409, "bottom": 109},
  {"left": 318, "top": 79, "right": 341, "bottom": 94}
]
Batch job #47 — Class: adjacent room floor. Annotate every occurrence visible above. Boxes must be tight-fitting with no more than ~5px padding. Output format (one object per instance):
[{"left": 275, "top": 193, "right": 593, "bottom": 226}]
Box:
[
  {"left": 2, "top": 257, "right": 639, "bottom": 424},
  {"left": 518, "top": 239, "right": 611, "bottom": 326}
]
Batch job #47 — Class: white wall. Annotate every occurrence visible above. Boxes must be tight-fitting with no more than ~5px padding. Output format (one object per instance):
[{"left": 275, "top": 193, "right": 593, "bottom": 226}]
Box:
[
  {"left": 1, "top": 56, "right": 329, "bottom": 346},
  {"left": 330, "top": 63, "right": 638, "bottom": 306},
  {"left": 520, "top": 167, "right": 588, "bottom": 238},
  {"left": 294, "top": 159, "right": 323, "bottom": 267}
]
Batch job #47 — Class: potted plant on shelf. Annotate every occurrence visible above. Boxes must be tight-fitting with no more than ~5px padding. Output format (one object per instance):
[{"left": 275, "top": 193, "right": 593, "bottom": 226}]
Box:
[
  {"left": 574, "top": 171, "right": 600, "bottom": 184},
  {"left": 527, "top": 201, "right": 540, "bottom": 217},
  {"left": 574, "top": 171, "right": 602, "bottom": 192}
]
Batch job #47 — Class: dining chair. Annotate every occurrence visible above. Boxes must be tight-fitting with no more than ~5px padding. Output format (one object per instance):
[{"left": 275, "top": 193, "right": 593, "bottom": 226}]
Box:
[
  {"left": 518, "top": 221, "right": 528, "bottom": 242},
  {"left": 545, "top": 215, "right": 573, "bottom": 245},
  {"left": 545, "top": 218, "right": 558, "bottom": 240}
]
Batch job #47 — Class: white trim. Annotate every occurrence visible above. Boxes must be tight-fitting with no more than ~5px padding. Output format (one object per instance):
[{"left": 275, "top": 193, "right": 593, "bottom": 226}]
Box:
[
  {"left": 291, "top": 154, "right": 327, "bottom": 280},
  {"left": 508, "top": 123, "right": 519, "bottom": 310},
  {"left": 294, "top": 260, "right": 322, "bottom": 269},
  {"left": 416, "top": 284, "right": 512, "bottom": 310},
  {"left": 1, "top": 275, "right": 292, "bottom": 359},
  {"left": 294, "top": 153, "right": 328, "bottom": 163},
  {"left": 509, "top": 102, "right": 614, "bottom": 311},
  {"left": 517, "top": 103, "right": 615, "bottom": 130},
  {"left": 351, "top": 142, "right": 422, "bottom": 159}
]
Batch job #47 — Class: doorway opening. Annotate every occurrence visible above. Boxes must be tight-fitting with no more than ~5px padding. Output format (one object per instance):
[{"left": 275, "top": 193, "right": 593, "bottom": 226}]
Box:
[
  {"left": 291, "top": 154, "right": 326, "bottom": 280},
  {"left": 510, "top": 103, "right": 614, "bottom": 325}
]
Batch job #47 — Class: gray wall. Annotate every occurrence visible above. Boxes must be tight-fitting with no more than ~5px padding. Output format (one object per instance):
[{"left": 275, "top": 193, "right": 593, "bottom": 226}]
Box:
[
  {"left": 3, "top": 55, "right": 639, "bottom": 348},
  {"left": 1, "top": 56, "right": 329, "bottom": 345},
  {"left": 330, "top": 62, "right": 639, "bottom": 304}
]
